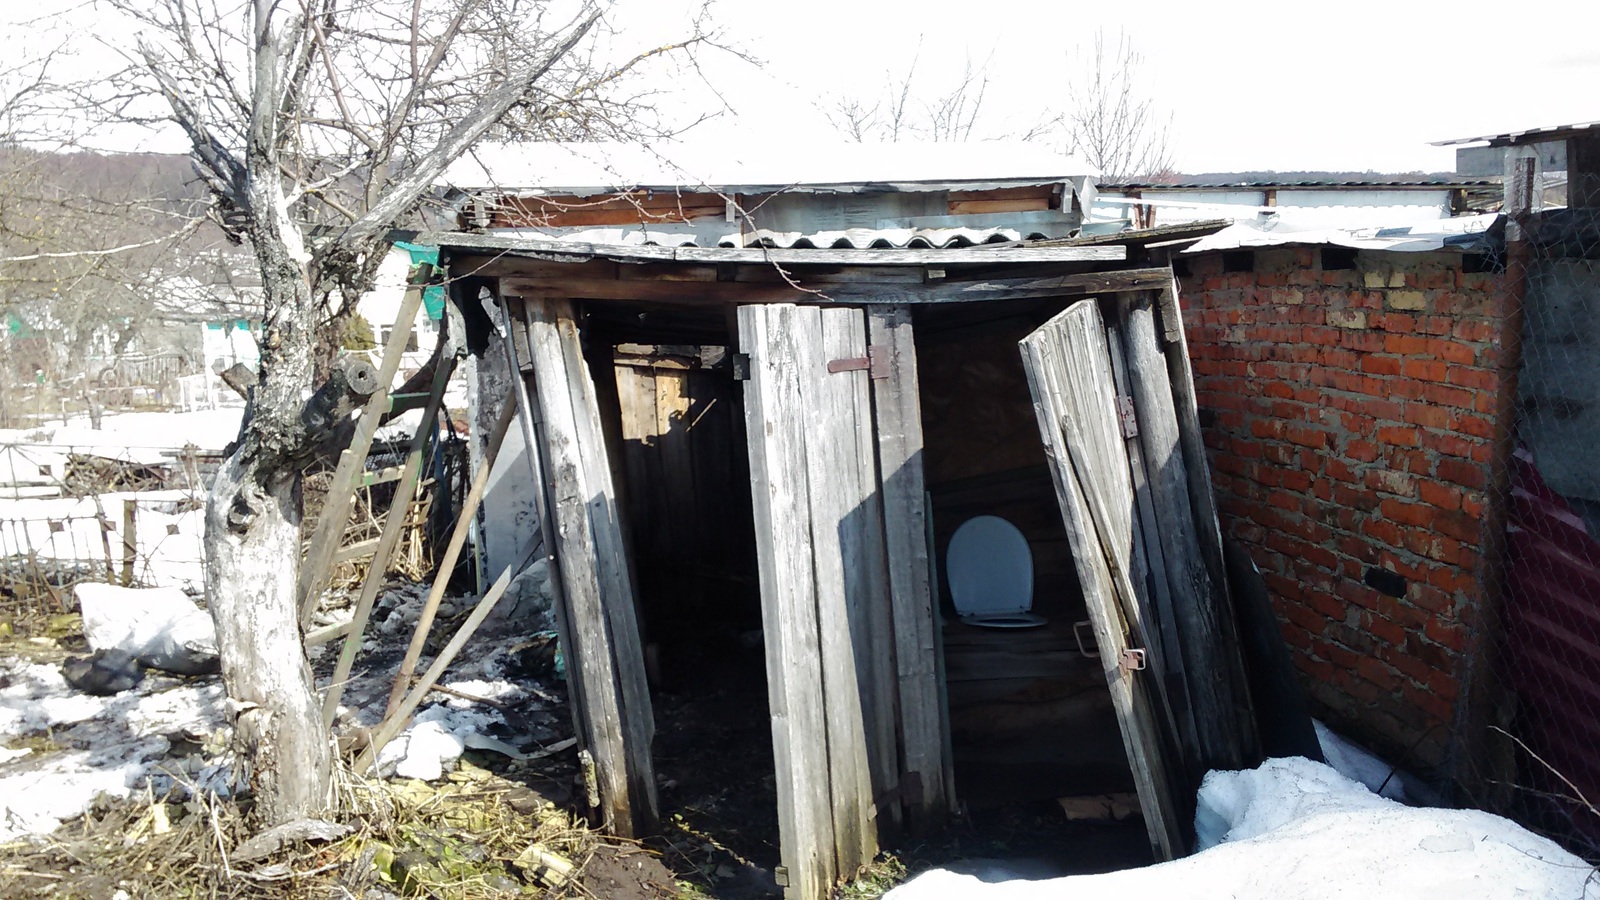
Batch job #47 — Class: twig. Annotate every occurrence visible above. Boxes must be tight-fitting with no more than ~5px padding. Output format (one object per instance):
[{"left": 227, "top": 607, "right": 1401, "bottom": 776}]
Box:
[
  {"left": 1491, "top": 726, "right": 1600, "bottom": 820},
  {"left": 423, "top": 682, "right": 511, "bottom": 710}
]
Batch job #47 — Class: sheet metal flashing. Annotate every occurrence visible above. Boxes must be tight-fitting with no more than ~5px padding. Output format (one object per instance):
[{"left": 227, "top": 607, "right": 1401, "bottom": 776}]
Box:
[
  {"left": 1433, "top": 120, "right": 1600, "bottom": 148},
  {"left": 391, "top": 229, "right": 1125, "bottom": 266},
  {"left": 1182, "top": 214, "right": 1502, "bottom": 254},
  {"left": 1103, "top": 178, "right": 1498, "bottom": 190}
]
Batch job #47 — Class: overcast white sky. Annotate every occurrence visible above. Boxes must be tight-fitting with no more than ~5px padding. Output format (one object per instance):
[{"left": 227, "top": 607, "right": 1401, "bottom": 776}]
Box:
[{"left": 9, "top": 0, "right": 1597, "bottom": 176}]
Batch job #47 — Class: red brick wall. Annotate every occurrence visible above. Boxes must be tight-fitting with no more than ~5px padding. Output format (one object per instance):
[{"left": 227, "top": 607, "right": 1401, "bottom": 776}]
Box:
[{"left": 1178, "top": 246, "right": 1507, "bottom": 770}]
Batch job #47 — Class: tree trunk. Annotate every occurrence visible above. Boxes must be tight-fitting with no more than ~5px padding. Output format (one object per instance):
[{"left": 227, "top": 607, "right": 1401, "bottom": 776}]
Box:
[{"left": 204, "top": 451, "right": 333, "bottom": 822}]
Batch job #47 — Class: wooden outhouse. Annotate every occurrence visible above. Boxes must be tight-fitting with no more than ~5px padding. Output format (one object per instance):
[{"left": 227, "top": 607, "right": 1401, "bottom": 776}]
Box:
[{"left": 415, "top": 143, "right": 1255, "bottom": 899}]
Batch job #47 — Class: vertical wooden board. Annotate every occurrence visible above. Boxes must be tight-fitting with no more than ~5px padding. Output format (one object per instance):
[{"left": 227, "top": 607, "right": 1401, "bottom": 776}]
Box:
[
  {"left": 1119, "top": 292, "right": 1252, "bottom": 772},
  {"left": 867, "top": 305, "right": 950, "bottom": 828},
  {"left": 1106, "top": 319, "right": 1200, "bottom": 769},
  {"left": 545, "top": 302, "right": 658, "bottom": 834},
  {"left": 800, "top": 307, "right": 877, "bottom": 872},
  {"left": 739, "top": 304, "right": 837, "bottom": 900},
  {"left": 1018, "top": 301, "right": 1184, "bottom": 859},
  {"left": 524, "top": 298, "right": 658, "bottom": 838}
]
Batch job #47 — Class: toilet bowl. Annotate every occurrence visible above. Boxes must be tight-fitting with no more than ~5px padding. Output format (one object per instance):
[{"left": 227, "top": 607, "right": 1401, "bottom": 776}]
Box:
[{"left": 945, "top": 515, "right": 1048, "bottom": 629}]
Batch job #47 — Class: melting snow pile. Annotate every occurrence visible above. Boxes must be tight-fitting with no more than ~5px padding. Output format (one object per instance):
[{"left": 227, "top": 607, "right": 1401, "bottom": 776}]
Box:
[
  {"left": 0, "top": 659, "right": 231, "bottom": 843},
  {"left": 888, "top": 757, "right": 1598, "bottom": 900}
]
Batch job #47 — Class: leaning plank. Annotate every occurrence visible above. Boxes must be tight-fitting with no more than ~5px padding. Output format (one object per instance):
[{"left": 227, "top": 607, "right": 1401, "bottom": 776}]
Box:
[
  {"left": 297, "top": 281, "right": 425, "bottom": 624},
  {"left": 1019, "top": 300, "right": 1184, "bottom": 860},
  {"left": 354, "top": 545, "right": 534, "bottom": 775},
  {"left": 531, "top": 298, "right": 660, "bottom": 835},
  {"left": 321, "top": 352, "right": 455, "bottom": 728},
  {"left": 1118, "top": 292, "right": 1253, "bottom": 772},
  {"left": 523, "top": 297, "right": 658, "bottom": 838},
  {"left": 801, "top": 307, "right": 878, "bottom": 872},
  {"left": 867, "top": 306, "right": 950, "bottom": 829},
  {"left": 739, "top": 304, "right": 837, "bottom": 900},
  {"left": 385, "top": 393, "right": 518, "bottom": 717}
]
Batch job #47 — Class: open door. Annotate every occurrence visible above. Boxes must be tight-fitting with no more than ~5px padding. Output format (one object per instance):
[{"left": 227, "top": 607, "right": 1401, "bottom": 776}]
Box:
[
  {"left": 738, "top": 303, "right": 943, "bottom": 900},
  {"left": 1018, "top": 299, "right": 1187, "bottom": 859}
]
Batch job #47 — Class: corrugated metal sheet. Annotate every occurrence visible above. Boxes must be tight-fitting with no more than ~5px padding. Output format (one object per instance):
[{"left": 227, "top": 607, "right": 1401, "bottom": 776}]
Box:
[
  {"left": 444, "top": 140, "right": 1097, "bottom": 195},
  {"left": 1434, "top": 120, "right": 1600, "bottom": 147},
  {"left": 1181, "top": 214, "right": 1500, "bottom": 254},
  {"left": 489, "top": 224, "right": 1051, "bottom": 250},
  {"left": 1504, "top": 448, "right": 1600, "bottom": 847}
]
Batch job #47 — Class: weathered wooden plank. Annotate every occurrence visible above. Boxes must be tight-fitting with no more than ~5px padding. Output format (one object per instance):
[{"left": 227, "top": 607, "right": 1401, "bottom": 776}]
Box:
[
  {"left": 297, "top": 281, "right": 425, "bottom": 623},
  {"left": 801, "top": 307, "right": 878, "bottom": 872},
  {"left": 524, "top": 296, "right": 658, "bottom": 838},
  {"left": 498, "top": 267, "right": 1171, "bottom": 306},
  {"left": 1105, "top": 322, "right": 1200, "bottom": 770},
  {"left": 1118, "top": 292, "right": 1252, "bottom": 773},
  {"left": 1019, "top": 300, "right": 1184, "bottom": 860},
  {"left": 867, "top": 305, "right": 950, "bottom": 829},
  {"left": 739, "top": 305, "right": 837, "bottom": 900}
]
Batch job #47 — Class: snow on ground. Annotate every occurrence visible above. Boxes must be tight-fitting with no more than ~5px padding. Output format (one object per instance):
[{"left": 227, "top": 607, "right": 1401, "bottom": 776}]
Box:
[
  {"left": 0, "top": 490, "right": 206, "bottom": 591},
  {"left": 888, "top": 757, "right": 1599, "bottom": 900},
  {"left": 0, "top": 658, "right": 231, "bottom": 843}
]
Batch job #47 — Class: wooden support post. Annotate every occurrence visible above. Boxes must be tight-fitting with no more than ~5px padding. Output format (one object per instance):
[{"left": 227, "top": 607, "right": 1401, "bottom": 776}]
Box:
[
  {"left": 520, "top": 295, "right": 658, "bottom": 838},
  {"left": 297, "top": 280, "right": 426, "bottom": 624},
  {"left": 385, "top": 393, "right": 518, "bottom": 717},
  {"left": 321, "top": 352, "right": 456, "bottom": 727},
  {"left": 121, "top": 498, "right": 137, "bottom": 586}
]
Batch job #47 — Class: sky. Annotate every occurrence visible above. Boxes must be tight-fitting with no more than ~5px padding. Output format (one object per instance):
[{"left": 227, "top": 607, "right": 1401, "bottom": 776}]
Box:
[{"left": 6, "top": 0, "right": 1597, "bottom": 177}]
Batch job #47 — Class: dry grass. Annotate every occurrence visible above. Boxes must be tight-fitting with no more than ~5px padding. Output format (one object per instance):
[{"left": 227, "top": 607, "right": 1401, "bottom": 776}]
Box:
[{"left": 0, "top": 756, "right": 657, "bottom": 899}]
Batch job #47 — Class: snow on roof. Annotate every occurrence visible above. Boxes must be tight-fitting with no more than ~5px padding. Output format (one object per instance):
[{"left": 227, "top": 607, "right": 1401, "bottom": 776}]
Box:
[
  {"left": 1184, "top": 213, "right": 1500, "bottom": 254},
  {"left": 443, "top": 140, "right": 1097, "bottom": 195},
  {"left": 1433, "top": 119, "right": 1600, "bottom": 147}
]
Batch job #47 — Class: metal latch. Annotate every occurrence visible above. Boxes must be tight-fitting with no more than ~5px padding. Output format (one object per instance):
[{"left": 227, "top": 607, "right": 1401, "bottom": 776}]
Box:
[
  {"left": 827, "top": 345, "right": 889, "bottom": 379},
  {"left": 774, "top": 866, "right": 789, "bottom": 888},
  {"left": 1116, "top": 395, "right": 1139, "bottom": 438},
  {"left": 1119, "top": 648, "right": 1147, "bottom": 673},
  {"left": 1072, "top": 620, "right": 1100, "bottom": 658}
]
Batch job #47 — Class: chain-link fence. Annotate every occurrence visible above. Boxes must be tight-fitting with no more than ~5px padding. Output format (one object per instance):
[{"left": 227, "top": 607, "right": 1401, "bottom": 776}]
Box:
[{"left": 1465, "top": 201, "right": 1600, "bottom": 860}]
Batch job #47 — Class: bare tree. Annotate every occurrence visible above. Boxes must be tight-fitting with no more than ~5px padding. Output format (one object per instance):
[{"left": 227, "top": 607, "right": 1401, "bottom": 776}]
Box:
[
  {"left": 1058, "top": 30, "right": 1174, "bottom": 183},
  {"left": 91, "top": 0, "right": 713, "bottom": 825},
  {"left": 827, "top": 46, "right": 1015, "bottom": 143}
]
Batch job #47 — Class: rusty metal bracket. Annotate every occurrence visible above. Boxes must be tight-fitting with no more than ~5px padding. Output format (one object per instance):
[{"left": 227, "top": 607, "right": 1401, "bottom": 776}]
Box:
[
  {"left": 1119, "top": 648, "right": 1147, "bottom": 673},
  {"left": 1116, "top": 395, "right": 1139, "bottom": 438},
  {"left": 826, "top": 344, "right": 889, "bottom": 379}
]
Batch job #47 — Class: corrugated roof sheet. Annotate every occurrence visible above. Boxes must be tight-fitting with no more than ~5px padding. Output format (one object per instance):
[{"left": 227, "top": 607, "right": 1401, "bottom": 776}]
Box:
[
  {"left": 1183, "top": 214, "right": 1500, "bottom": 254},
  {"left": 1433, "top": 120, "right": 1600, "bottom": 147},
  {"left": 444, "top": 140, "right": 1097, "bottom": 195},
  {"left": 489, "top": 225, "right": 1052, "bottom": 250}
]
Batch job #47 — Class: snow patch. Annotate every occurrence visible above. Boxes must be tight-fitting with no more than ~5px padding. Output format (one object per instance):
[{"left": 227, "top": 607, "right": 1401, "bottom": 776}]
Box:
[{"left": 887, "top": 757, "right": 1599, "bottom": 900}]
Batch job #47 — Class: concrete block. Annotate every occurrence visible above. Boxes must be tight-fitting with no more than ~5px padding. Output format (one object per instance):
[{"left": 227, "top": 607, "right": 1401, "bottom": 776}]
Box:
[{"left": 1388, "top": 290, "right": 1428, "bottom": 311}]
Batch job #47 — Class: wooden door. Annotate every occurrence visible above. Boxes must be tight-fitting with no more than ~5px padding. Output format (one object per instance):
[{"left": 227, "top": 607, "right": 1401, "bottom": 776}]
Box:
[
  {"left": 738, "top": 303, "right": 926, "bottom": 900},
  {"left": 1018, "top": 299, "right": 1186, "bottom": 859}
]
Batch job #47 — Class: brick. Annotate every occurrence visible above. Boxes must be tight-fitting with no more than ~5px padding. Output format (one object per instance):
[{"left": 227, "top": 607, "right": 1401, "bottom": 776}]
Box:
[
  {"left": 1436, "top": 458, "right": 1487, "bottom": 490},
  {"left": 1404, "top": 404, "right": 1451, "bottom": 429},
  {"left": 1327, "top": 309, "right": 1368, "bottom": 329},
  {"left": 1359, "top": 355, "right": 1403, "bottom": 376},
  {"left": 1402, "top": 359, "right": 1449, "bottom": 382},
  {"left": 1425, "top": 339, "right": 1476, "bottom": 365},
  {"left": 1347, "top": 440, "right": 1381, "bottom": 462},
  {"left": 1380, "top": 498, "right": 1433, "bottom": 527},
  {"left": 1376, "top": 426, "right": 1420, "bottom": 447},
  {"left": 1365, "top": 469, "right": 1417, "bottom": 497},
  {"left": 1388, "top": 289, "right": 1427, "bottom": 311},
  {"left": 1385, "top": 334, "right": 1431, "bottom": 356},
  {"left": 1419, "top": 480, "right": 1462, "bottom": 511}
]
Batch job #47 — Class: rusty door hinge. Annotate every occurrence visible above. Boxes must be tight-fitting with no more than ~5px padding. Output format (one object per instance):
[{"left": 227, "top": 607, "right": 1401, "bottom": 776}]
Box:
[
  {"left": 827, "top": 344, "right": 889, "bottom": 379},
  {"left": 1116, "top": 396, "right": 1139, "bottom": 438}
]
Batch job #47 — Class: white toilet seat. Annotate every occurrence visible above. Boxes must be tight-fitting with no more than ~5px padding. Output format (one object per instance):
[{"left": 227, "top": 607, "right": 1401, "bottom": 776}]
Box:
[{"left": 946, "top": 515, "right": 1047, "bottom": 630}]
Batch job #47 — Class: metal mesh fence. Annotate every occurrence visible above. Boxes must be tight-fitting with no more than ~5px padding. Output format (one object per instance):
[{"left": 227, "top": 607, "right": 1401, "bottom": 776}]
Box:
[{"left": 1462, "top": 197, "right": 1600, "bottom": 860}]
